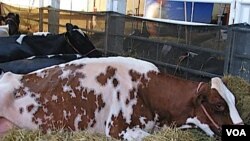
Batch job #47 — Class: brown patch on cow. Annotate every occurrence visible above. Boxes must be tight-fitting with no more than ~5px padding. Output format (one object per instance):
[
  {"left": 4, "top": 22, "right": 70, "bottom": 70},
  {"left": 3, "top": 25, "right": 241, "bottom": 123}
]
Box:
[
  {"left": 31, "top": 94, "right": 36, "bottom": 97},
  {"left": 27, "top": 104, "right": 34, "bottom": 112},
  {"left": 108, "top": 120, "right": 112, "bottom": 128},
  {"left": 109, "top": 111, "right": 129, "bottom": 139},
  {"left": 64, "top": 64, "right": 85, "bottom": 72},
  {"left": 32, "top": 117, "right": 36, "bottom": 123},
  {"left": 129, "top": 93, "right": 154, "bottom": 129},
  {"left": 112, "top": 78, "right": 119, "bottom": 88},
  {"left": 125, "top": 99, "right": 129, "bottom": 105},
  {"left": 117, "top": 91, "right": 120, "bottom": 101},
  {"left": 97, "top": 95, "right": 105, "bottom": 112},
  {"left": 129, "top": 70, "right": 142, "bottom": 82},
  {"left": 90, "top": 119, "right": 96, "bottom": 127},
  {"left": 19, "top": 108, "right": 23, "bottom": 114},
  {"left": 96, "top": 66, "right": 117, "bottom": 86},
  {"left": 129, "top": 88, "right": 136, "bottom": 100}
]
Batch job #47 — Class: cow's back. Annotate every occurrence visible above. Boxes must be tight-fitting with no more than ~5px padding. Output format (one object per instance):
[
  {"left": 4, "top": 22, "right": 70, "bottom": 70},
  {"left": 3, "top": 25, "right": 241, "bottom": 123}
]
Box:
[{"left": 15, "top": 57, "right": 159, "bottom": 135}]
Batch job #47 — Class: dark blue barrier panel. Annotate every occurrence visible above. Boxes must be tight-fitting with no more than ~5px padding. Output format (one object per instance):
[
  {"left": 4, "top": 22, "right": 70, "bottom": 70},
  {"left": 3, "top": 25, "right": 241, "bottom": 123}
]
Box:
[{"left": 163, "top": 1, "right": 213, "bottom": 23}]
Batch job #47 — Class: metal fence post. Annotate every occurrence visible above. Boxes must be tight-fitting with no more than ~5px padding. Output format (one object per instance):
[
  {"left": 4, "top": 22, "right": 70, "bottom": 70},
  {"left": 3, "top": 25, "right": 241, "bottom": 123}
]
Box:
[
  {"left": 39, "top": 8, "right": 43, "bottom": 32},
  {"left": 104, "top": 12, "right": 110, "bottom": 56},
  {"left": 48, "top": 0, "right": 60, "bottom": 34},
  {"left": 223, "top": 26, "right": 233, "bottom": 75}
]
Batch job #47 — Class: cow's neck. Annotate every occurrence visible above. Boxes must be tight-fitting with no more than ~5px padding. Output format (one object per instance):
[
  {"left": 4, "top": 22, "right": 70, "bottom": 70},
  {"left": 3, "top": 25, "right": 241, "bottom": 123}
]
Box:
[{"left": 139, "top": 72, "right": 199, "bottom": 126}]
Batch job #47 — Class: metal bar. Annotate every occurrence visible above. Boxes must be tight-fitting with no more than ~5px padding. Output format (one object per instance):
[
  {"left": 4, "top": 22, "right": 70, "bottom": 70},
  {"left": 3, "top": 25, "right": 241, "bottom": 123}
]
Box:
[
  {"left": 133, "top": 16, "right": 216, "bottom": 26},
  {"left": 39, "top": 8, "right": 43, "bottom": 32},
  {"left": 114, "top": 34, "right": 225, "bottom": 56},
  {"left": 234, "top": 54, "right": 250, "bottom": 60},
  {"left": 104, "top": 12, "right": 110, "bottom": 56},
  {"left": 144, "top": 58, "right": 222, "bottom": 78}
]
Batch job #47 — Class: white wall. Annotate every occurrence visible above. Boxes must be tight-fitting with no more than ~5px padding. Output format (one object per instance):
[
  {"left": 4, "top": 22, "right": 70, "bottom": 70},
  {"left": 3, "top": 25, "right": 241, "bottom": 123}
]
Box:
[
  {"left": 0, "top": 0, "right": 50, "bottom": 8},
  {"left": 126, "top": 0, "right": 145, "bottom": 15},
  {"left": 0, "top": 0, "right": 107, "bottom": 12}
]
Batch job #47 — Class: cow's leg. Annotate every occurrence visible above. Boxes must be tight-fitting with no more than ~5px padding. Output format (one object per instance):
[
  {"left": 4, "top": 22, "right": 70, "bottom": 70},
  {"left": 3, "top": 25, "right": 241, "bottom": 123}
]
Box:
[{"left": 106, "top": 112, "right": 151, "bottom": 140}]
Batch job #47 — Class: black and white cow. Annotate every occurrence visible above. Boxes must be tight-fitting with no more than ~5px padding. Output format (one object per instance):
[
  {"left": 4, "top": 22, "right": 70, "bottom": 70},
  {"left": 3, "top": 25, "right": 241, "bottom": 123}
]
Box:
[
  {"left": 0, "top": 23, "right": 102, "bottom": 74},
  {"left": 0, "top": 23, "right": 102, "bottom": 63}
]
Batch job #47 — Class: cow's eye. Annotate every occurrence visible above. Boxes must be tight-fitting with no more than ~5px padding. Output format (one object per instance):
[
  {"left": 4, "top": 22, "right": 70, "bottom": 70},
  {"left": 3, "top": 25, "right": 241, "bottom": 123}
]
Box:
[{"left": 215, "top": 104, "right": 225, "bottom": 111}]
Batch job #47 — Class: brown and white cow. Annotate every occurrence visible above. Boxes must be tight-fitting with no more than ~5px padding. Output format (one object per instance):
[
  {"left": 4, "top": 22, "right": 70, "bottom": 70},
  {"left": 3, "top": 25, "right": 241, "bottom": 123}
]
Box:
[{"left": 0, "top": 57, "right": 243, "bottom": 140}]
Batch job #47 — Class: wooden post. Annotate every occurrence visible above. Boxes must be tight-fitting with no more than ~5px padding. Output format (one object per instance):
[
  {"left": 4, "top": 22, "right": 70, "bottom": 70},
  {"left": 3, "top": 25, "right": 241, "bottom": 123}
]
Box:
[
  {"left": 48, "top": 0, "right": 60, "bottom": 34},
  {"left": 39, "top": 0, "right": 44, "bottom": 32}
]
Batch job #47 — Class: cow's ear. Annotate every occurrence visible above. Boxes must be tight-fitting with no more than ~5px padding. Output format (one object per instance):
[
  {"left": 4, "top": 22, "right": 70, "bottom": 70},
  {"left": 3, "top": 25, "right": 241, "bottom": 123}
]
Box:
[
  {"left": 15, "top": 14, "right": 20, "bottom": 24},
  {"left": 66, "top": 23, "right": 74, "bottom": 32},
  {"left": 194, "top": 83, "right": 209, "bottom": 106}
]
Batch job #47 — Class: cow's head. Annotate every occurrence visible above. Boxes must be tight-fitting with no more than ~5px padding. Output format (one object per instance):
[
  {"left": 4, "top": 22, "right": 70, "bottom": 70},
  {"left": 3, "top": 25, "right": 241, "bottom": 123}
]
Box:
[
  {"left": 65, "top": 23, "right": 102, "bottom": 57},
  {"left": 192, "top": 77, "right": 243, "bottom": 136},
  {"left": 4, "top": 13, "right": 20, "bottom": 35}
]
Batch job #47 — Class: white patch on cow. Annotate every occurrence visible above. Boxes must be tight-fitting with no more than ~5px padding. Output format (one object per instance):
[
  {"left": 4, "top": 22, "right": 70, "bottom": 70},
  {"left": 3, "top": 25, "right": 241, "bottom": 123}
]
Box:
[
  {"left": 81, "top": 93, "right": 87, "bottom": 100},
  {"left": 32, "top": 32, "right": 50, "bottom": 36},
  {"left": 83, "top": 110, "right": 86, "bottom": 115},
  {"left": 211, "top": 77, "right": 243, "bottom": 124},
  {"left": 186, "top": 117, "right": 214, "bottom": 136},
  {"left": 139, "top": 117, "right": 155, "bottom": 132},
  {"left": 59, "top": 69, "right": 72, "bottom": 80},
  {"left": 0, "top": 72, "right": 23, "bottom": 90},
  {"left": 15, "top": 92, "right": 22, "bottom": 97},
  {"left": 120, "top": 127, "right": 150, "bottom": 141},
  {"left": 43, "top": 107, "right": 48, "bottom": 113},
  {"left": 51, "top": 95, "right": 58, "bottom": 102},
  {"left": 63, "top": 110, "right": 68, "bottom": 120},
  {"left": 44, "top": 113, "right": 53, "bottom": 121},
  {"left": 35, "top": 118, "right": 43, "bottom": 126},
  {"left": 44, "top": 98, "right": 49, "bottom": 104},
  {"left": 178, "top": 124, "right": 194, "bottom": 129},
  {"left": 76, "top": 54, "right": 82, "bottom": 58},
  {"left": 74, "top": 114, "right": 82, "bottom": 131},
  {"left": 16, "top": 34, "right": 26, "bottom": 44},
  {"left": 27, "top": 56, "right": 36, "bottom": 60},
  {"left": 47, "top": 55, "right": 55, "bottom": 58},
  {"left": 36, "top": 71, "right": 48, "bottom": 78},
  {"left": 62, "top": 84, "right": 76, "bottom": 98},
  {"left": 73, "top": 29, "right": 85, "bottom": 37},
  {"left": 139, "top": 117, "right": 146, "bottom": 125}
]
